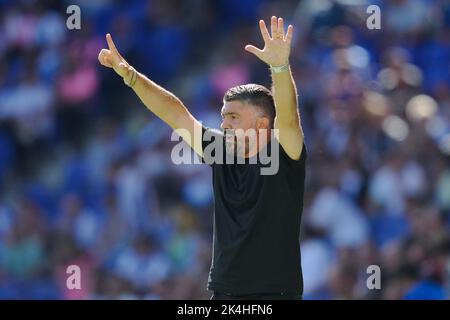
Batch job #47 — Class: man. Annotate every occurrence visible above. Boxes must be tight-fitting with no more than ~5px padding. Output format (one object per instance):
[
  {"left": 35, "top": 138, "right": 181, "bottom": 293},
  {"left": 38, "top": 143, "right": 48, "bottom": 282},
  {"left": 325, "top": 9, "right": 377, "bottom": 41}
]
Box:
[{"left": 98, "top": 16, "right": 306, "bottom": 300}]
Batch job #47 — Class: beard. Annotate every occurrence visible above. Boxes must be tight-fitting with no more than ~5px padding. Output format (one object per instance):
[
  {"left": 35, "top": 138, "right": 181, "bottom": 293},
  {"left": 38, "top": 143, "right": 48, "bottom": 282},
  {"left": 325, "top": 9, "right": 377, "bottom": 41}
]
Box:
[{"left": 224, "top": 129, "right": 253, "bottom": 158}]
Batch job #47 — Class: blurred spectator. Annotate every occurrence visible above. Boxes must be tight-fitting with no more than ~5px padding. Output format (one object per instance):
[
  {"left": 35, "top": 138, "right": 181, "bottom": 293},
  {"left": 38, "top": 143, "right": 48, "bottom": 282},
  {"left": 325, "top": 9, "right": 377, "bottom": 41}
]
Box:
[{"left": 112, "top": 234, "right": 171, "bottom": 290}]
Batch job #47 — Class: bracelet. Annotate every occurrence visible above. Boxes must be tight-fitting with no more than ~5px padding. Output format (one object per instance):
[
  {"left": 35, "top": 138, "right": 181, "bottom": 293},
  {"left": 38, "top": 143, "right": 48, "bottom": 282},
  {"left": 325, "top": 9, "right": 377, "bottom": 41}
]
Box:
[
  {"left": 124, "top": 66, "right": 137, "bottom": 87},
  {"left": 131, "top": 68, "right": 137, "bottom": 87},
  {"left": 270, "top": 63, "right": 290, "bottom": 74}
]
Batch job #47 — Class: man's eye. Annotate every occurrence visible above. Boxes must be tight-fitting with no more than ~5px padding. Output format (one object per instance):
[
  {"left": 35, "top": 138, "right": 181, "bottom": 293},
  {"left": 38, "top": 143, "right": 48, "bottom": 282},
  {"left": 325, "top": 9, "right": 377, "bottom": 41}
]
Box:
[{"left": 231, "top": 115, "right": 238, "bottom": 120}]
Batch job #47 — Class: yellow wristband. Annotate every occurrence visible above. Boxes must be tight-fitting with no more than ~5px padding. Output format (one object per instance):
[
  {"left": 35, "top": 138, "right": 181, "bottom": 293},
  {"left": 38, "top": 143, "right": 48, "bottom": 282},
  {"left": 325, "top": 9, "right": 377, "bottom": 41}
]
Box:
[{"left": 124, "top": 67, "right": 137, "bottom": 87}]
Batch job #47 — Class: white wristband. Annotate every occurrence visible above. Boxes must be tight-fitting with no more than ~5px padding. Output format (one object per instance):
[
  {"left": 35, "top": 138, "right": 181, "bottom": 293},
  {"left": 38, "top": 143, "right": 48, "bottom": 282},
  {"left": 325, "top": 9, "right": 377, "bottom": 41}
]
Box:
[{"left": 270, "top": 63, "right": 290, "bottom": 74}]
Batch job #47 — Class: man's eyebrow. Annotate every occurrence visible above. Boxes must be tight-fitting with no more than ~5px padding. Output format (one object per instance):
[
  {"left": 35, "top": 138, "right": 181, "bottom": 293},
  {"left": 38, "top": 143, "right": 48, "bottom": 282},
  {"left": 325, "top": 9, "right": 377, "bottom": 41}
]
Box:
[{"left": 221, "top": 111, "right": 240, "bottom": 116}]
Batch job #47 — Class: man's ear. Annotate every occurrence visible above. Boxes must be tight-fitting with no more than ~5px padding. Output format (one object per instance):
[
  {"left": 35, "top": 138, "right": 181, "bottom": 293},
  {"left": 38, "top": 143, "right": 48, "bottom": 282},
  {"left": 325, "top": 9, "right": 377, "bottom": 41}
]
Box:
[{"left": 256, "top": 117, "right": 270, "bottom": 130}]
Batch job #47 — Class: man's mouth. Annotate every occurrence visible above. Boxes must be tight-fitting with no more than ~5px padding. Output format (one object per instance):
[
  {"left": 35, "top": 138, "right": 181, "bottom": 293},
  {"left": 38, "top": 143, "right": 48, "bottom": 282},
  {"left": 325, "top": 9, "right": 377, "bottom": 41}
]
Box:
[{"left": 224, "top": 130, "right": 235, "bottom": 142}]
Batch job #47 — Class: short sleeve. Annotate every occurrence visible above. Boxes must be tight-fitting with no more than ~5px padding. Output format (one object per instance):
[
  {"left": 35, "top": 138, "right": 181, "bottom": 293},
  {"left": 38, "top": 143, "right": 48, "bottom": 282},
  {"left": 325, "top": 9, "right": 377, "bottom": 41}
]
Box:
[
  {"left": 279, "top": 141, "right": 307, "bottom": 172},
  {"left": 200, "top": 126, "right": 225, "bottom": 166}
]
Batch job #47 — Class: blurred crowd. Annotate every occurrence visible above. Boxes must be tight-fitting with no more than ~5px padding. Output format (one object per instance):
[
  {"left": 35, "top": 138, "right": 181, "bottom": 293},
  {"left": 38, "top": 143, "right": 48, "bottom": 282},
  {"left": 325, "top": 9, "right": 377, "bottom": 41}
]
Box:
[{"left": 1, "top": 0, "right": 450, "bottom": 299}]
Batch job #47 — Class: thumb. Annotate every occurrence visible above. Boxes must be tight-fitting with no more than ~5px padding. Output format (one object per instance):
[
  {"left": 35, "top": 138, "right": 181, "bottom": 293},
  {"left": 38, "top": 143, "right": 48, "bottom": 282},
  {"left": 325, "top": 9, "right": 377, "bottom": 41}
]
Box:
[
  {"left": 115, "top": 62, "right": 129, "bottom": 78},
  {"left": 118, "top": 62, "right": 128, "bottom": 71},
  {"left": 245, "top": 45, "right": 264, "bottom": 60}
]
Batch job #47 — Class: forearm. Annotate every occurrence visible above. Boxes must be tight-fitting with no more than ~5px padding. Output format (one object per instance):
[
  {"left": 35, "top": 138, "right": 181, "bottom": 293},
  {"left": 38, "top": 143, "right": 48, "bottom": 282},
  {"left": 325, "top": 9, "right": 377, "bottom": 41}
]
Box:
[
  {"left": 127, "top": 68, "right": 190, "bottom": 129},
  {"left": 271, "top": 67, "right": 301, "bottom": 127},
  {"left": 124, "top": 67, "right": 203, "bottom": 155}
]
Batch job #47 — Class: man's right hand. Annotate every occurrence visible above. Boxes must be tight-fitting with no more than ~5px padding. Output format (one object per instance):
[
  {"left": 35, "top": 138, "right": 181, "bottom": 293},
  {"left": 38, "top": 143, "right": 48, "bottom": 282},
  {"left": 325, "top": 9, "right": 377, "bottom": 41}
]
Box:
[{"left": 98, "top": 33, "right": 132, "bottom": 80}]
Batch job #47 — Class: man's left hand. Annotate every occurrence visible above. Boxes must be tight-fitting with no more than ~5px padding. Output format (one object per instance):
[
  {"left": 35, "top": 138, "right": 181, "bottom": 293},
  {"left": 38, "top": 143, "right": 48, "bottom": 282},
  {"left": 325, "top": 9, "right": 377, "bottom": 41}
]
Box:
[{"left": 245, "top": 16, "right": 293, "bottom": 67}]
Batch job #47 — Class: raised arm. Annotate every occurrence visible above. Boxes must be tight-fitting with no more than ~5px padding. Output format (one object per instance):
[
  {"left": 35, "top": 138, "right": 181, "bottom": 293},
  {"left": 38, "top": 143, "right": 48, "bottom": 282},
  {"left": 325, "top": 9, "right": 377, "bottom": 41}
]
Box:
[
  {"left": 245, "top": 17, "right": 304, "bottom": 160},
  {"left": 98, "top": 34, "right": 203, "bottom": 156}
]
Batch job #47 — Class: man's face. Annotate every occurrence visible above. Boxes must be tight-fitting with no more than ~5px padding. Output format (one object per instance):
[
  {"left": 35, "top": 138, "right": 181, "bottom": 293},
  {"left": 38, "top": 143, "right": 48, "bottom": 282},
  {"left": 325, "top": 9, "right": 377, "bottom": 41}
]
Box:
[{"left": 220, "top": 100, "right": 268, "bottom": 157}]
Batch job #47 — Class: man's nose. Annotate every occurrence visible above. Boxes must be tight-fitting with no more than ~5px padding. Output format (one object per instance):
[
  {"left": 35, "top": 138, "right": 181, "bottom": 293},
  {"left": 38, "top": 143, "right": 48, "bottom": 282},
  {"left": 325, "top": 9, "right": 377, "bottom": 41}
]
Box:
[{"left": 220, "top": 121, "right": 230, "bottom": 130}]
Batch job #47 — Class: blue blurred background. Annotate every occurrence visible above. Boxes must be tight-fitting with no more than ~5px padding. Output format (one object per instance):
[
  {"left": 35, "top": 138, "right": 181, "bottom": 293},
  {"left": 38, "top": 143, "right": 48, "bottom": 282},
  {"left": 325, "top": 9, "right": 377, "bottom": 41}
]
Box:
[{"left": 0, "top": 0, "right": 450, "bottom": 299}]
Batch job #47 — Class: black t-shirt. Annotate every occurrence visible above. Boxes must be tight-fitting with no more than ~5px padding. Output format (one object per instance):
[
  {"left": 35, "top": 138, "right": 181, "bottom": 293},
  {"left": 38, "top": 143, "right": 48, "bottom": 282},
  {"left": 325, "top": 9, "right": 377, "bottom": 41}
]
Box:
[{"left": 201, "top": 127, "right": 307, "bottom": 295}]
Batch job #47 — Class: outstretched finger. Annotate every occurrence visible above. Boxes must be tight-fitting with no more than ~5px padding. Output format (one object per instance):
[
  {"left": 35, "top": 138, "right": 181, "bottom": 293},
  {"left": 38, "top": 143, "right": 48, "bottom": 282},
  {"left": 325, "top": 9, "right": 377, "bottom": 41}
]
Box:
[
  {"left": 285, "top": 25, "right": 294, "bottom": 45},
  {"left": 245, "top": 44, "right": 264, "bottom": 60},
  {"left": 271, "top": 16, "right": 277, "bottom": 38},
  {"left": 106, "top": 33, "right": 120, "bottom": 55},
  {"left": 278, "top": 18, "right": 285, "bottom": 40},
  {"left": 259, "top": 20, "right": 271, "bottom": 42}
]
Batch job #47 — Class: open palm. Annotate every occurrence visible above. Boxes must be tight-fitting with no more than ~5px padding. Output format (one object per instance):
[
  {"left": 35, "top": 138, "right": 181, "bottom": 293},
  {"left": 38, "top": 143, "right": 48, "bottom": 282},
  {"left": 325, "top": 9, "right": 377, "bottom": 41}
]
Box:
[{"left": 245, "top": 16, "right": 294, "bottom": 67}]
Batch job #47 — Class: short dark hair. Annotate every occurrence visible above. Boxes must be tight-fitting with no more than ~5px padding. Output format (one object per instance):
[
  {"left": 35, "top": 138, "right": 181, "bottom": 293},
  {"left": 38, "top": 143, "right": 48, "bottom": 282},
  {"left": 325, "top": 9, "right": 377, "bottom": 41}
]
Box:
[{"left": 223, "top": 84, "right": 276, "bottom": 128}]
